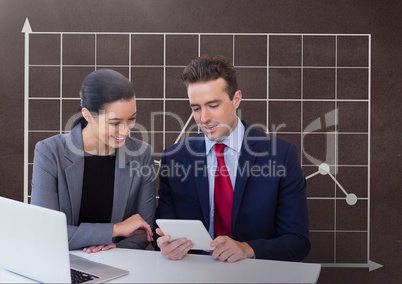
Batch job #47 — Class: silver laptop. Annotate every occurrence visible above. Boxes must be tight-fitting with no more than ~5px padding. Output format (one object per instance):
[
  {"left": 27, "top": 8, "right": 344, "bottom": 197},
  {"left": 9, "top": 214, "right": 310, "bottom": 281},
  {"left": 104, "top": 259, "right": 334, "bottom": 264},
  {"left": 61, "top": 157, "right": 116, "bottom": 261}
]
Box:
[{"left": 0, "top": 196, "right": 129, "bottom": 283}]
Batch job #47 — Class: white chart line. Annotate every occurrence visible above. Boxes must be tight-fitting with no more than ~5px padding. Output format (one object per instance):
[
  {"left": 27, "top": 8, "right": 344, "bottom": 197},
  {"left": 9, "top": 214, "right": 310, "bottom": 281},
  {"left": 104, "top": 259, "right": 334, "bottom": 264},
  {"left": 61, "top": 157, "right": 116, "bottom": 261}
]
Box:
[
  {"left": 327, "top": 171, "right": 348, "bottom": 197},
  {"left": 174, "top": 113, "right": 194, "bottom": 144},
  {"left": 321, "top": 261, "right": 383, "bottom": 272},
  {"left": 22, "top": 18, "right": 32, "bottom": 204},
  {"left": 367, "top": 34, "right": 372, "bottom": 268},
  {"left": 305, "top": 163, "right": 359, "bottom": 205},
  {"left": 28, "top": 31, "right": 372, "bottom": 36}
]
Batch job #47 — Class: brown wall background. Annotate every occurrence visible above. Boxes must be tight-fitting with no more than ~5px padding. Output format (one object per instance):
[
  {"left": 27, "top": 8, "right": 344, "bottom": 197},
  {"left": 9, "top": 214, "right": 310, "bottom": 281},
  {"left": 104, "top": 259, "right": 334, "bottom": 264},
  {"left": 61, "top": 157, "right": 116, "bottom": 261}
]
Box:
[{"left": 0, "top": 0, "right": 401, "bottom": 283}]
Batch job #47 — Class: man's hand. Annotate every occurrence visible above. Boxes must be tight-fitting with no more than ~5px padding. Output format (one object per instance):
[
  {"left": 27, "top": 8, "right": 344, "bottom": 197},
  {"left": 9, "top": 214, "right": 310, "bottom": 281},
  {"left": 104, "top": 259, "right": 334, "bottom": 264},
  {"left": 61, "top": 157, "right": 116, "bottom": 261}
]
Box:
[
  {"left": 211, "top": 236, "right": 255, "bottom": 263},
  {"left": 156, "top": 228, "right": 194, "bottom": 260},
  {"left": 83, "top": 243, "right": 117, "bottom": 254}
]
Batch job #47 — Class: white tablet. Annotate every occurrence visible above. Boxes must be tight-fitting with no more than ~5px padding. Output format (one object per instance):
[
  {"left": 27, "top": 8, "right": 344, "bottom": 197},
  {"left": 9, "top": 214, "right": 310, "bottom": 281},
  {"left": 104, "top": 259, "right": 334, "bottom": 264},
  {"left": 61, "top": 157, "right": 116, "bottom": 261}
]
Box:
[{"left": 156, "top": 219, "right": 215, "bottom": 251}]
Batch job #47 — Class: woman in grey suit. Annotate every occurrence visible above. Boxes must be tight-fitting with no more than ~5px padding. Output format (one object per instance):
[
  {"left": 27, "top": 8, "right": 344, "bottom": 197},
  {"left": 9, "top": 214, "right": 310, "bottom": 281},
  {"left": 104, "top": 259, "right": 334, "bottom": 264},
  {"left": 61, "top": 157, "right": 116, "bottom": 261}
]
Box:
[{"left": 31, "top": 69, "right": 156, "bottom": 253}]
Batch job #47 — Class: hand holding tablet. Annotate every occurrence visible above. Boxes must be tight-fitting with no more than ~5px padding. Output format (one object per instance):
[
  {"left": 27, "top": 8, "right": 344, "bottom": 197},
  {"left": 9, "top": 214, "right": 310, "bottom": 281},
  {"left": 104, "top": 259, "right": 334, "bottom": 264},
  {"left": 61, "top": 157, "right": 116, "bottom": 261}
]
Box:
[{"left": 156, "top": 219, "right": 215, "bottom": 251}]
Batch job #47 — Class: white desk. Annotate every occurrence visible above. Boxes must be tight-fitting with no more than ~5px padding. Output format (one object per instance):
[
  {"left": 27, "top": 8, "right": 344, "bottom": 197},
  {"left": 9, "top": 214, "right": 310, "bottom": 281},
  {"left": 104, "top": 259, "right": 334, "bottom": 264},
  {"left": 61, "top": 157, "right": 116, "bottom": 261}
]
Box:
[{"left": 0, "top": 248, "right": 321, "bottom": 283}]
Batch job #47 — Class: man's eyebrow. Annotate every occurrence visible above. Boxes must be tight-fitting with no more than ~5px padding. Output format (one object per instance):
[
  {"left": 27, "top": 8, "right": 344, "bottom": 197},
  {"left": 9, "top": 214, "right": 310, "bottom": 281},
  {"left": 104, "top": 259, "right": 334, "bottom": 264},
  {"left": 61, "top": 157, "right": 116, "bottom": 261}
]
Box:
[
  {"left": 108, "top": 111, "right": 137, "bottom": 121},
  {"left": 206, "top": 99, "right": 221, "bottom": 104},
  {"left": 190, "top": 100, "right": 221, "bottom": 107}
]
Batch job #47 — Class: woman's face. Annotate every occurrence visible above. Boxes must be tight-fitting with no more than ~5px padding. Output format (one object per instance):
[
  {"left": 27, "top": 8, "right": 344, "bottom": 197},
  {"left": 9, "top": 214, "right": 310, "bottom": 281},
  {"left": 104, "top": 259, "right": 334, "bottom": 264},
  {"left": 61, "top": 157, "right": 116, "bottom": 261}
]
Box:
[{"left": 86, "top": 97, "right": 137, "bottom": 154}]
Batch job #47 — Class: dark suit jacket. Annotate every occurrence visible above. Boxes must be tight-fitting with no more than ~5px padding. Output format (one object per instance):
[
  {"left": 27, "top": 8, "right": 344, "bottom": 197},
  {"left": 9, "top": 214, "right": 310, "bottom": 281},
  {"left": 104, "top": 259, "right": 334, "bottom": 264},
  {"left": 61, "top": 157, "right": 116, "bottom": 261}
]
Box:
[{"left": 155, "top": 123, "right": 310, "bottom": 261}]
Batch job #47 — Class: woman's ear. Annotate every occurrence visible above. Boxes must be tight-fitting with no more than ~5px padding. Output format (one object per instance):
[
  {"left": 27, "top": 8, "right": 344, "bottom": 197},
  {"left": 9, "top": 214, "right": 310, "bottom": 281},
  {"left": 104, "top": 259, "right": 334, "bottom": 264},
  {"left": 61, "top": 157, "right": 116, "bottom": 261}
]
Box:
[{"left": 81, "top": 108, "right": 92, "bottom": 123}]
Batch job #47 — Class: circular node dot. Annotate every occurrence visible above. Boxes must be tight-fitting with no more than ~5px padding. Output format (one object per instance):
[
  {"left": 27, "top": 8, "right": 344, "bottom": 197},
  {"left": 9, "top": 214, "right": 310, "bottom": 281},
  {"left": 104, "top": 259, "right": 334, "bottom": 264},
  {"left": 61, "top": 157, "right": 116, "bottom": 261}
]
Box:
[
  {"left": 318, "top": 163, "right": 330, "bottom": 175},
  {"left": 346, "top": 193, "right": 358, "bottom": 205}
]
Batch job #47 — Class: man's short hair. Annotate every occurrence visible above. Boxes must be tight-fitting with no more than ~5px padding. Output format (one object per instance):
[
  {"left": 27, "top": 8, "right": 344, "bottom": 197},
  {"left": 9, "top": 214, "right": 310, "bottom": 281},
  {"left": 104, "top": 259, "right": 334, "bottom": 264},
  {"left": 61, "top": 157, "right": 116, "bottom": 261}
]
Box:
[{"left": 181, "top": 55, "right": 238, "bottom": 100}]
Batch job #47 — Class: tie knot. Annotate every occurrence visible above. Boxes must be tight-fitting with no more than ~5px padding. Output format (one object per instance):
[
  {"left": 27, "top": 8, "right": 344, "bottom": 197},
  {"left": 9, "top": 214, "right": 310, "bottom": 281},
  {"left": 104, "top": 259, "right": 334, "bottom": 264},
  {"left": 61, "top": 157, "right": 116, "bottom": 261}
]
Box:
[{"left": 213, "top": 143, "right": 226, "bottom": 157}]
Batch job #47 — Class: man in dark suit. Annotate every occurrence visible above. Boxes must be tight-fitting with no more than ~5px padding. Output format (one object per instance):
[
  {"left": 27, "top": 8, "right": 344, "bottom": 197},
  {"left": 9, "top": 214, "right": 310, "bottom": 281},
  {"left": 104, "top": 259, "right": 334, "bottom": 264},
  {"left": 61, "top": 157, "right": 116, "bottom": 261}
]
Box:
[{"left": 155, "top": 55, "right": 310, "bottom": 262}]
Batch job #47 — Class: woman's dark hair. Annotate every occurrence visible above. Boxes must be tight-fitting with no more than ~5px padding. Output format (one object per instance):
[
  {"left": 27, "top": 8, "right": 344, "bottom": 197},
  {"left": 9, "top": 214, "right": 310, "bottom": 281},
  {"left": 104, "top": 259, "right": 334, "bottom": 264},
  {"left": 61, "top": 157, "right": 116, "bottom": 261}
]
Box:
[
  {"left": 72, "top": 69, "right": 135, "bottom": 128},
  {"left": 181, "top": 55, "right": 238, "bottom": 100}
]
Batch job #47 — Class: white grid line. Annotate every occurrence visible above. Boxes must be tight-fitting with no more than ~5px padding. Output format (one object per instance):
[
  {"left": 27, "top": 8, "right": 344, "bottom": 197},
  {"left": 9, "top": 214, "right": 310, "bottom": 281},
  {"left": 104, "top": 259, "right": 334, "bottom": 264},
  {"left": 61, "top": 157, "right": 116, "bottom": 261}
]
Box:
[
  {"left": 301, "top": 35, "right": 304, "bottom": 166},
  {"left": 94, "top": 34, "right": 97, "bottom": 69},
  {"left": 26, "top": 129, "right": 369, "bottom": 135},
  {"left": 307, "top": 197, "right": 368, "bottom": 200},
  {"left": 367, "top": 34, "right": 372, "bottom": 263},
  {"left": 29, "top": 64, "right": 370, "bottom": 69},
  {"left": 334, "top": 35, "right": 338, "bottom": 262},
  {"left": 232, "top": 35, "right": 235, "bottom": 64},
  {"left": 266, "top": 35, "right": 270, "bottom": 130},
  {"left": 27, "top": 160, "right": 370, "bottom": 168},
  {"left": 162, "top": 34, "right": 166, "bottom": 150},
  {"left": 29, "top": 31, "right": 371, "bottom": 36},
  {"left": 27, "top": 97, "right": 370, "bottom": 102},
  {"left": 59, "top": 34, "right": 63, "bottom": 134},
  {"left": 311, "top": 230, "right": 368, "bottom": 233},
  {"left": 128, "top": 34, "right": 132, "bottom": 81}
]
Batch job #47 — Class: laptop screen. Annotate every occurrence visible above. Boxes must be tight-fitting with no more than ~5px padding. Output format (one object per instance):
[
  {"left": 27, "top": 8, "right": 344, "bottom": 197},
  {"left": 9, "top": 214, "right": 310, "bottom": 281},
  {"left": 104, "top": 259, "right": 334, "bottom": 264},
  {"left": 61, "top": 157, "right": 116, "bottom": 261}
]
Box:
[{"left": 0, "top": 197, "right": 71, "bottom": 283}]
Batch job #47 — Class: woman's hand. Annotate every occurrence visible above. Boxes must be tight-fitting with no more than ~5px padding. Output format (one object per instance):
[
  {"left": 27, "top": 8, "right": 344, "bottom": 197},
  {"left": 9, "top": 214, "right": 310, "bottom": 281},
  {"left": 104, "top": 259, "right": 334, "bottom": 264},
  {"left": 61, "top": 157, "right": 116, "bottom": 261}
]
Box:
[
  {"left": 112, "top": 214, "right": 153, "bottom": 242},
  {"left": 83, "top": 243, "right": 116, "bottom": 254}
]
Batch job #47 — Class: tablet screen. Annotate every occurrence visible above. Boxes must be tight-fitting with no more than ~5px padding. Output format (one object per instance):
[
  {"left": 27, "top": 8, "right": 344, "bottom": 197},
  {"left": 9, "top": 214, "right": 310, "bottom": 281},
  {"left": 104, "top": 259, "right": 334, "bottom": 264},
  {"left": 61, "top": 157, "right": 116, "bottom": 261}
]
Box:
[{"left": 156, "top": 219, "right": 215, "bottom": 251}]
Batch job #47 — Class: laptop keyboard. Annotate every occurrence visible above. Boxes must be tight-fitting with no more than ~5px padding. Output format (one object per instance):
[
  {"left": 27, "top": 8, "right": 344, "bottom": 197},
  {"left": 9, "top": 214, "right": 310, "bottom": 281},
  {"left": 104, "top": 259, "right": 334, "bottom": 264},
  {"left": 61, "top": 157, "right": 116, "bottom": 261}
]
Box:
[{"left": 70, "top": 268, "right": 99, "bottom": 283}]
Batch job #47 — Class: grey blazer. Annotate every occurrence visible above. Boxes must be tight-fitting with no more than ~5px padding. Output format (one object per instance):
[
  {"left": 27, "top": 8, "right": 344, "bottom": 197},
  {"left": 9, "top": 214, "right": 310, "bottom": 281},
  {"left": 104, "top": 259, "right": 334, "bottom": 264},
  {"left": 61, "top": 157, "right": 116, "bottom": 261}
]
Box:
[{"left": 31, "top": 124, "right": 156, "bottom": 250}]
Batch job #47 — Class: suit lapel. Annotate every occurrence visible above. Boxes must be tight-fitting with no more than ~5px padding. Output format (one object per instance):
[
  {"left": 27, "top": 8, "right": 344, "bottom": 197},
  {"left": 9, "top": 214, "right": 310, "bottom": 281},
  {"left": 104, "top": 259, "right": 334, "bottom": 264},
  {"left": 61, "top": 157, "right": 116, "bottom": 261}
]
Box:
[
  {"left": 191, "top": 135, "right": 210, "bottom": 227},
  {"left": 64, "top": 125, "right": 85, "bottom": 226},
  {"left": 232, "top": 125, "right": 259, "bottom": 230},
  {"left": 111, "top": 142, "right": 137, "bottom": 223}
]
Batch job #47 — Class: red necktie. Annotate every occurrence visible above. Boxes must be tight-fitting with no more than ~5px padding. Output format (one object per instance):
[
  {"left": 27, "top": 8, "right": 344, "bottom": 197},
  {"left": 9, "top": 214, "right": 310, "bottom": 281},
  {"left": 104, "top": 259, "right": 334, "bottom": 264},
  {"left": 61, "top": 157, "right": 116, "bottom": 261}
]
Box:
[{"left": 213, "top": 143, "right": 234, "bottom": 238}]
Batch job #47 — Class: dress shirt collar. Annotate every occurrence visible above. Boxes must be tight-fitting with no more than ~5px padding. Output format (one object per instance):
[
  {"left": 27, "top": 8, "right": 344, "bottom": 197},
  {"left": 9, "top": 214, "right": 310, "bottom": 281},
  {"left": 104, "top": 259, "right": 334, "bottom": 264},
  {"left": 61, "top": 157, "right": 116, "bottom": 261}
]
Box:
[{"left": 205, "top": 117, "right": 244, "bottom": 154}]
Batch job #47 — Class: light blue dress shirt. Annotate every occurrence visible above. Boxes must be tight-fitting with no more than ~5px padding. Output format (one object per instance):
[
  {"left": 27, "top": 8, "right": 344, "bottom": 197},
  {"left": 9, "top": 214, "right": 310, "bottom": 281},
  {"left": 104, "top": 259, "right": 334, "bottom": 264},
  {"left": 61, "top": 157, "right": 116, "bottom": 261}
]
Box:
[{"left": 204, "top": 117, "right": 245, "bottom": 238}]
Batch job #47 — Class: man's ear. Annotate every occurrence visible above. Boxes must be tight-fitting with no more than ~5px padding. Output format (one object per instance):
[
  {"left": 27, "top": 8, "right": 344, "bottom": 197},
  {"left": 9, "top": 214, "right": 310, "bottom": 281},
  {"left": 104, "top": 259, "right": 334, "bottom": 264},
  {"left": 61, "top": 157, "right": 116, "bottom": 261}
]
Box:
[{"left": 233, "top": 90, "right": 242, "bottom": 109}]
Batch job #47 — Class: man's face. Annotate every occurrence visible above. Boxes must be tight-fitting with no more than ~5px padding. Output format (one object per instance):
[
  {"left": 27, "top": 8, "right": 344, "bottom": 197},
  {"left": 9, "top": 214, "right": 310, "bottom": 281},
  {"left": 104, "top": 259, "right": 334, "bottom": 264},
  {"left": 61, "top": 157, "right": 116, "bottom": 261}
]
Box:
[{"left": 188, "top": 78, "right": 242, "bottom": 142}]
